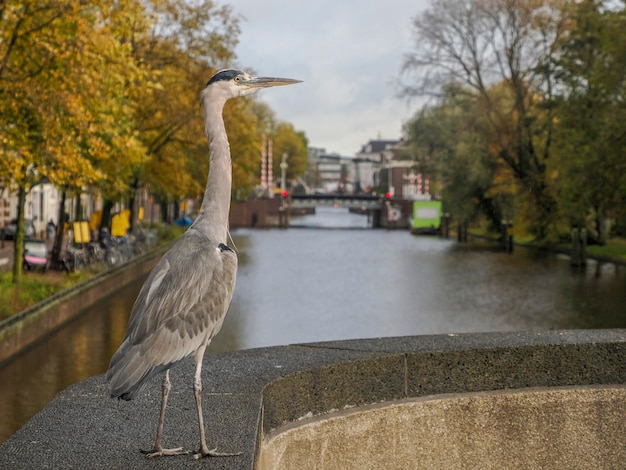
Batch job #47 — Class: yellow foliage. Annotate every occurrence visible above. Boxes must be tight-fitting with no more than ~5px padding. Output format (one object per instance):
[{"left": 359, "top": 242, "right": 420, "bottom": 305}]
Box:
[
  {"left": 0, "top": 0, "right": 305, "bottom": 211},
  {"left": 0, "top": 0, "right": 149, "bottom": 196}
]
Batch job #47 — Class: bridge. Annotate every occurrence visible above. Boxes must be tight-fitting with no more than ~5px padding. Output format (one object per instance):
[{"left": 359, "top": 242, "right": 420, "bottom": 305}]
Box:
[
  {"left": 290, "top": 193, "right": 382, "bottom": 210},
  {"left": 230, "top": 194, "right": 411, "bottom": 229}
]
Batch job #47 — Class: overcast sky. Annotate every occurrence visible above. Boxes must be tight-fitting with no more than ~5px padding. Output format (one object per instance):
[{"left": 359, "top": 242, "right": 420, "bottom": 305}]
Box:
[{"left": 226, "top": 0, "right": 430, "bottom": 156}]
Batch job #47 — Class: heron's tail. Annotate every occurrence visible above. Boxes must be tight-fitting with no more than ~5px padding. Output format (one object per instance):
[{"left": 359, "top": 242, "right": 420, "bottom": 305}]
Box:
[{"left": 106, "top": 340, "right": 168, "bottom": 401}]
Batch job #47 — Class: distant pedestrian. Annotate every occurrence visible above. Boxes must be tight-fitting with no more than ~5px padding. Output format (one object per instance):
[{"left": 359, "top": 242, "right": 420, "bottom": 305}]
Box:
[
  {"left": 99, "top": 227, "right": 112, "bottom": 249},
  {"left": 46, "top": 220, "right": 56, "bottom": 240}
]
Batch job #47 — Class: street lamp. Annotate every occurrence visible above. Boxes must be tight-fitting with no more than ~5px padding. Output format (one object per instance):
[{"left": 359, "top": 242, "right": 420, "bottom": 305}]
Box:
[{"left": 280, "top": 153, "right": 288, "bottom": 207}]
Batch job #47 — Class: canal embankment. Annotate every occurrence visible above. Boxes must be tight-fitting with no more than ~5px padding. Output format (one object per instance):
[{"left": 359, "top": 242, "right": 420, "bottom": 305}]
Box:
[
  {"left": 0, "top": 242, "right": 171, "bottom": 366},
  {"left": 465, "top": 230, "right": 626, "bottom": 266}
]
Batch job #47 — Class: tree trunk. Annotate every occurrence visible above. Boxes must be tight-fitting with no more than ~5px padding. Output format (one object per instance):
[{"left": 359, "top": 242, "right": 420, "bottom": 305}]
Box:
[
  {"left": 528, "top": 178, "right": 557, "bottom": 240},
  {"left": 128, "top": 178, "right": 139, "bottom": 232},
  {"left": 51, "top": 191, "right": 67, "bottom": 268},
  {"left": 160, "top": 199, "right": 168, "bottom": 223},
  {"left": 12, "top": 186, "right": 27, "bottom": 284},
  {"left": 594, "top": 205, "right": 605, "bottom": 245},
  {"left": 100, "top": 199, "right": 114, "bottom": 239},
  {"left": 173, "top": 200, "right": 180, "bottom": 221},
  {"left": 75, "top": 193, "right": 82, "bottom": 221},
  {"left": 474, "top": 188, "right": 503, "bottom": 232}
]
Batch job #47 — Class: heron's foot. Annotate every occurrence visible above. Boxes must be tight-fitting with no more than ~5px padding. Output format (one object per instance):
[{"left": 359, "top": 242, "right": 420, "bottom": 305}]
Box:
[
  {"left": 141, "top": 446, "right": 189, "bottom": 458},
  {"left": 193, "top": 447, "right": 242, "bottom": 460}
]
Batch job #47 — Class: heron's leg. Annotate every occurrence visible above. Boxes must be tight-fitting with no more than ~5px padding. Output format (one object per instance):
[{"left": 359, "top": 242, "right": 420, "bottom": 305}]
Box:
[
  {"left": 192, "top": 348, "right": 241, "bottom": 460},
  {"left": 141, "top": 370, "right": 188, "bottom": 458}
]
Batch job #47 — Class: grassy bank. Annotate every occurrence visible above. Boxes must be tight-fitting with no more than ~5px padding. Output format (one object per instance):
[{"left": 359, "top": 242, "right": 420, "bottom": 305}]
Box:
[
  {"left": 0, "top": 271, "right": 90, "bottom": 320},
  {"left": 585, "top": 239, "right": 626, "bottom": 260},
  {"left": 474, "top": 228, "right": 626, "bottom": 262}
]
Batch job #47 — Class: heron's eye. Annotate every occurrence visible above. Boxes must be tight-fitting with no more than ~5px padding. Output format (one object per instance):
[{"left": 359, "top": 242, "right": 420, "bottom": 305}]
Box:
[{"left": 234, "top": 76, "right": 241, "bottom": 83}]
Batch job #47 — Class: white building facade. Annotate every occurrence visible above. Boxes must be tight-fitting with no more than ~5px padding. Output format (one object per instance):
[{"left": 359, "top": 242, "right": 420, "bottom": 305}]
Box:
[
  {"left": 1, "top": 183, "right": 61, "bottom": 237},
  {"left": 351, "top": 139, "right": 401, "bottom": 193}
]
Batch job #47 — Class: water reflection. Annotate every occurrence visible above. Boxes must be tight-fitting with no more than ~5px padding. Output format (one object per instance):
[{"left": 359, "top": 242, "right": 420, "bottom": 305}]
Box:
[
  {"left": 218, "top": 224, "right": 625, "bottom": 351},
  {"left": 0, "top": 207, "right": 624, "bottom": 444},
  {"left": 290, "top": 206, "right": 373, "bottom": 229}
]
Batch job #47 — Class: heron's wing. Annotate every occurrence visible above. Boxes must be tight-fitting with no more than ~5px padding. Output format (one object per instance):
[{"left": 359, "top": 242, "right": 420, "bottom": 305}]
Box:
[{"left": 127, "top": 237, "right": 236, "bottom": 349}]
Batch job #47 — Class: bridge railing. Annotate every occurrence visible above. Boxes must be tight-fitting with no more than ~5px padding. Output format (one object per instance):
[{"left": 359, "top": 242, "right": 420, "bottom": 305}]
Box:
[{"left": 290, "top": 194, "right": 382, "bottom": 209}]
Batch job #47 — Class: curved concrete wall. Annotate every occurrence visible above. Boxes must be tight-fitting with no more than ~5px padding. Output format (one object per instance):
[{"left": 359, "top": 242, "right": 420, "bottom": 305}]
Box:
[
  {"left": 0, "top": 330, "right": 624, "bottom": 469},
  {"left": 259, "top": 386, "right": 626, "bottom": 469}
]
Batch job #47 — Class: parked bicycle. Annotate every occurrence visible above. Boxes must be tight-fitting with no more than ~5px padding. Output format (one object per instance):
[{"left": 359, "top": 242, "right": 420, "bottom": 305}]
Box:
[
  {"left": 53, "top": 226, "right": 158, "bottom": 272},
  {"left": 61, "top": 246, "right": 88, "bottom": 273}
]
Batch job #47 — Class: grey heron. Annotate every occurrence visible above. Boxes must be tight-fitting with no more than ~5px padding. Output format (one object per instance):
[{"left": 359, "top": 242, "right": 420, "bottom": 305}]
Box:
[{"left": 106, "top": 69, "right": 301, "bottom": 459}]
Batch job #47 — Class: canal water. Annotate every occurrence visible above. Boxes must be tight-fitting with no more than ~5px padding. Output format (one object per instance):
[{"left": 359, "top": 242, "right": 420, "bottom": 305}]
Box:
[{"left": 1, "top": 207, "right": 625, "bottom": 443}]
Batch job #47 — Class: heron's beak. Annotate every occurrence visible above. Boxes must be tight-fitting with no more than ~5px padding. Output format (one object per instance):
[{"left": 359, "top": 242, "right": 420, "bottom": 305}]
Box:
[{"left": 246, "top": 76, "right": 302, "bottom": 89}]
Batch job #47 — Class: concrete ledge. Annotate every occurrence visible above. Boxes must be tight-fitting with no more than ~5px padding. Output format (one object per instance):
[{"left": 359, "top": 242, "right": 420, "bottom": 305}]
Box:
[
  {"left": 259, "top": 386, "right": 626, "bottom": 469},
  {"left": 0, "top": 330, "right": 624, "bottom": 469}
]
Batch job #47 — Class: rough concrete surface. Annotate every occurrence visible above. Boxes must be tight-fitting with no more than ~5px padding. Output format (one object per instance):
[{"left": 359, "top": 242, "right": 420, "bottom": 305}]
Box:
[
  {"left": 258, "top": 386, "right": 626, "bottom": 470},
  {"left": 0, "top": 330, "right": 624, "bottom": 469}
]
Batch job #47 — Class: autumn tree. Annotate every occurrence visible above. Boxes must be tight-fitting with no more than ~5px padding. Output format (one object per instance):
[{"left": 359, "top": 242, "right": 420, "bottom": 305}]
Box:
[
  {"left": 552, "top": 0, "right": 626, "bottom": 243},
  {"left": 246, "top": 101, "right": 308, "bottom": 190},
  {"left": 131, "top": 0, "right": 242, "bottom": 219},
  {"left": 402, "top": 0, "right": 567, "bottom": 240},
  {"left": 403, "top": 83, "right": 511, "bottom": 229},
  {"left": 0, "top": 0, "right": 306, "bottom": 287},
  {"left": 0, "top": 0, "right": 147, "bottom": 282},
  {"left": 272, "top": 123, "right": 308, "bottom": 183}
]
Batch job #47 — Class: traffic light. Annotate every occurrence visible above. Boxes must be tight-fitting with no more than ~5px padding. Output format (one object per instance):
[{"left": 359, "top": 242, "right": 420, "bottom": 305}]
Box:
[
  {"left": 282, "top": 190, "right": 288, "bottom": 198},
  {"left": 385, "top": 191, "right": 392, "bottom": 199}
]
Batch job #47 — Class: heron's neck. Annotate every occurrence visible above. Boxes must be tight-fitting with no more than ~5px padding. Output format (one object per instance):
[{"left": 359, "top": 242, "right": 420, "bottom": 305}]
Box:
[{"left": 195, "top": 93, "right": 231, "bottom": 242}]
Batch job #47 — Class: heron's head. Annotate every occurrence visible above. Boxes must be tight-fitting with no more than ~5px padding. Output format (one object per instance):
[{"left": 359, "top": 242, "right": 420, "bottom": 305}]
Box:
[{"left": 204, "top": 69, "right": 301, "bottom": 99}]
